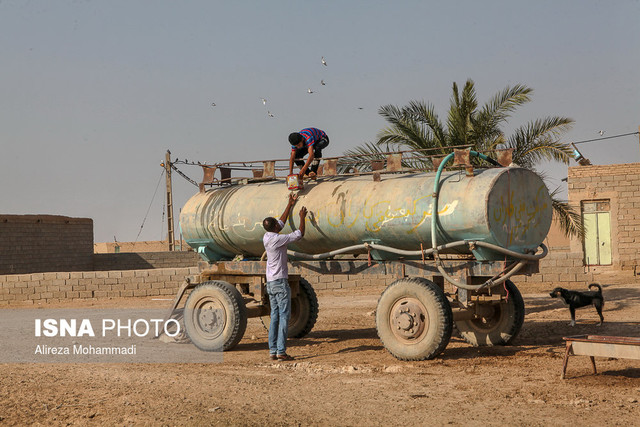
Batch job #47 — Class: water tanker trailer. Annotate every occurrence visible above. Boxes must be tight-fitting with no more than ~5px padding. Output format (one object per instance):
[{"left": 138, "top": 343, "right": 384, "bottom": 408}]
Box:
[{"left": 168, "top": 149, "right": 551, "bottom": 360}]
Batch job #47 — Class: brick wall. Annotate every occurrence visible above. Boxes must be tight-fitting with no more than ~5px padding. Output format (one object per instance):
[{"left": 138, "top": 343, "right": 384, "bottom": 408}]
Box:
[
  {"left": 0, "top": 215, "right": 94, "bottom": 275},
  {"left": 0, "top": 268, "right": 393, "bottom": 305},
  {"left": 93, "top": 251, "right": 201, "bottom": 271},
  {"left": 94, "top": 240, "right": 183, "bottom": 253},
  {"left": 0, "top": 268, "right": 199, "bottom": 305}
]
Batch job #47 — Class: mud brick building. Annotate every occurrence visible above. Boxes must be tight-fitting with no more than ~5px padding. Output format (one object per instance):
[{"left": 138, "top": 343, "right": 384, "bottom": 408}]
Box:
[
  {"left": 516, "top": 162, "right": 640, "bottom": 287},
  {"left": 568, "top": 163, "right": 640, "bottom": 275}
]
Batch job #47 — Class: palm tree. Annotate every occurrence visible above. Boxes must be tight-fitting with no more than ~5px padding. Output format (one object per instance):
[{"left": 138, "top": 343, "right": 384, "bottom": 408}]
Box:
[{"left": 342, "top": 79, "right": 583, "bottom": 238}]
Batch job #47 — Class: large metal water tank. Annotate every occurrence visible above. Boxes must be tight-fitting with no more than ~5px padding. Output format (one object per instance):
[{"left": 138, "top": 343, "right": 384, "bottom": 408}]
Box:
[{"left": 179, "top": 167, "right": 552, "bottom": 262}]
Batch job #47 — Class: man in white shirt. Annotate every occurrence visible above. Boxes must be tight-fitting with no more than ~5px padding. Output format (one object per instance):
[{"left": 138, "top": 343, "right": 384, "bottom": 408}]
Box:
[{"left": 262, "top": 193, "right": 307, "bottom": 361}]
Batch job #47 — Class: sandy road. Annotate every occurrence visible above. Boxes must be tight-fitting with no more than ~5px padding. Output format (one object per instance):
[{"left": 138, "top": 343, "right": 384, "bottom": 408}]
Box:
[{"left": 1, "top": 284, "right": 639, "bottom": 426}]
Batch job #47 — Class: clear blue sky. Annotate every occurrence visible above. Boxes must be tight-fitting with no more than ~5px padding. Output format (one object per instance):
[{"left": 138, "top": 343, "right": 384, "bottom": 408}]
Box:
[{"left": 2, "top": 0, "right": 639, "bottom": 243}]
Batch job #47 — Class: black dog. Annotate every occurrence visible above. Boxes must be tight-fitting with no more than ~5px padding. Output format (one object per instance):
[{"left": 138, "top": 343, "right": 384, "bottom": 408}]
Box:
[{"left": 549, "top": 284, "right": 604, "bottom": 326}]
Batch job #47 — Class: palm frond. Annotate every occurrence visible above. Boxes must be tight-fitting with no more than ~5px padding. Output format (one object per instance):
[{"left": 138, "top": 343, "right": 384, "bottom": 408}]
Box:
[
  {"left": 339, "top": 142, "right": 432, "bottom": 173},
  {"left": 550, "top": 188, "right": 584, "bottom": 239},
  {"left": 480, "top": 84, "right": 532, "bottom": 123},
  {"left": 446, "top": 79, "right": 477, "bottom": 146},
  {"left": 474, "top": 84, "right": 532, "bottom": 149},
  {"left": 505, "top": 117, "right": 574, "bottom": 168},
  {"left": 377, "top": 104, "right": 431, "bottom": 149},
  {"left": 403, "top": 100, "right": 447, "bottom": 147},
  {"left": 339, "top": 142, "right": 389, "bottom": 173}
]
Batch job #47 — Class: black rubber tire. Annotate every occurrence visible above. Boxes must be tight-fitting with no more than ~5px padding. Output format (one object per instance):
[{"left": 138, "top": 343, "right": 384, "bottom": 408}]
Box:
[
  {"left": 184, "top": 281, "right": 247, "bottom": 351},
  {"left": 455, "top": 280, "right": 525, "bottom": 347},
  {"left": 376, "top": 277, "right": 453, "bottom": 361},
  {"left": 261, "top": 278, "right": 319, "bottom": 338}
]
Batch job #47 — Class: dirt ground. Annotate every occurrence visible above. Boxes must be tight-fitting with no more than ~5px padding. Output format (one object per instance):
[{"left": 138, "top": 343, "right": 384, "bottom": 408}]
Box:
[{"left": 1, "top": 282, "right": 640, "bottom": 426}]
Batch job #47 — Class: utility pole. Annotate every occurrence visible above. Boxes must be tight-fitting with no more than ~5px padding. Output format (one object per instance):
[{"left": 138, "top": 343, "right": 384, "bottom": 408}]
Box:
[{"left": 164, "top": 150, "right": 175, "bottom": 251}]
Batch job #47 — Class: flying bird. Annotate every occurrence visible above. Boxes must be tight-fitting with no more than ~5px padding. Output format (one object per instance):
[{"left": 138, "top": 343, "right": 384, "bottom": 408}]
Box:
[
  {"left": 307, "top": 88, "right": 314, "bottom": 94},
  {"left": 267, "top": 111, "right": 275, "bottom": 117},
  {"left": 358, "top": 107, "right": 364, "bottom": 110},
  {"left": 321, "top": 56, "right": 327, "bottom": 66},
  {"left": 261, "top": 98, "right": 267, "bottom": 105},
  {"left": 320, "top": 80, "right": 326, "bottom": 86},
  {"left": 598, "top": 130, "right": 605, "bottom": 136},
  {"left": 211, "top": 102, "right": 216, "bottom": 107}
]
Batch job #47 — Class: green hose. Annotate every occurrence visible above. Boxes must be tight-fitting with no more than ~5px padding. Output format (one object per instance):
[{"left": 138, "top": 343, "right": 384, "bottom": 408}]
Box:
[{"left": 430, "top": 151, "right": 540, "bottom": 290}]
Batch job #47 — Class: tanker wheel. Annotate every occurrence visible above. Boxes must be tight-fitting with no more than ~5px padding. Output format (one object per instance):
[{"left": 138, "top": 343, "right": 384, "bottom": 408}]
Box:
[
  {"left": 184, "top": 281, "right": 247, "bottom": 351},
  {"left": 455, "top": 280, "right": 524, "bottom": 346},
  {"left": 376, "top": 277, "right": 453, "bottom": 361},
  {"left": 261, "top": 278, "right": 319, "bottom": 338}
]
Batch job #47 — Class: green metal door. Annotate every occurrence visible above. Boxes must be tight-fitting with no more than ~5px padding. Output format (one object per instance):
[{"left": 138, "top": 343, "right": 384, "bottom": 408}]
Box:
[{"left": 582, "top": 201, "right": 611, "bottom": 265}]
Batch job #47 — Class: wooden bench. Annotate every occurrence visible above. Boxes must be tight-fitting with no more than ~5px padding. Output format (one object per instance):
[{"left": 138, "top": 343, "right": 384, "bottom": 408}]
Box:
[{"left": 562, "top": 335, "right": 640, "bottom": 379}]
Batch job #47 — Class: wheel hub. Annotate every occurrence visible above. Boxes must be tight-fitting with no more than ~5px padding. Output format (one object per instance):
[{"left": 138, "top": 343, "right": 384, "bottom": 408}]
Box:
[
  {"left": 193, "top": 299, "right": 226, "bottom": 338},
  {"left": 199, "top": 307, "right": 220, "bottom": 331},
  {"left": 472, "top": 303, "right": 501, "bottom": 330},
  {"left": 390, "top": 299, "right": 428, "bottom": 341}
]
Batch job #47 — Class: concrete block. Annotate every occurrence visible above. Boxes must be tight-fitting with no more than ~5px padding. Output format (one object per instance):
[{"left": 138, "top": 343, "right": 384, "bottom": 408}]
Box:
[
  {"left": 559, "top": 273, "right": 577, "bottom": 283},
  {"left": 319, "top": 275, "right": 335, "bottom": 283}
]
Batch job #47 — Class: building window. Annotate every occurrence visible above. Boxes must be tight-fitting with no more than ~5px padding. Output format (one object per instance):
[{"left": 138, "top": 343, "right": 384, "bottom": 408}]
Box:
[{"left": 582, "top": 200, "right": 612, "bottom": 266}]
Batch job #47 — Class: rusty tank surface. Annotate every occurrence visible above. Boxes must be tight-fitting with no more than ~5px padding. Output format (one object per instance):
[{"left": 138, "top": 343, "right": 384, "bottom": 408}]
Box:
[{"left": 179, "top": 166, "right": 552, "bottom": 262}]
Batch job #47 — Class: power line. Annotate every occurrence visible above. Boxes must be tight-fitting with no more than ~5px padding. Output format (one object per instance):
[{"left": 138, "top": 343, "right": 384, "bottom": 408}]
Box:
[
  {"left": 572, "top": 131, "right": 639, "bottom": 145},
  {"left": 134, "top": 169, "right": 165, "bottom": 245}
]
